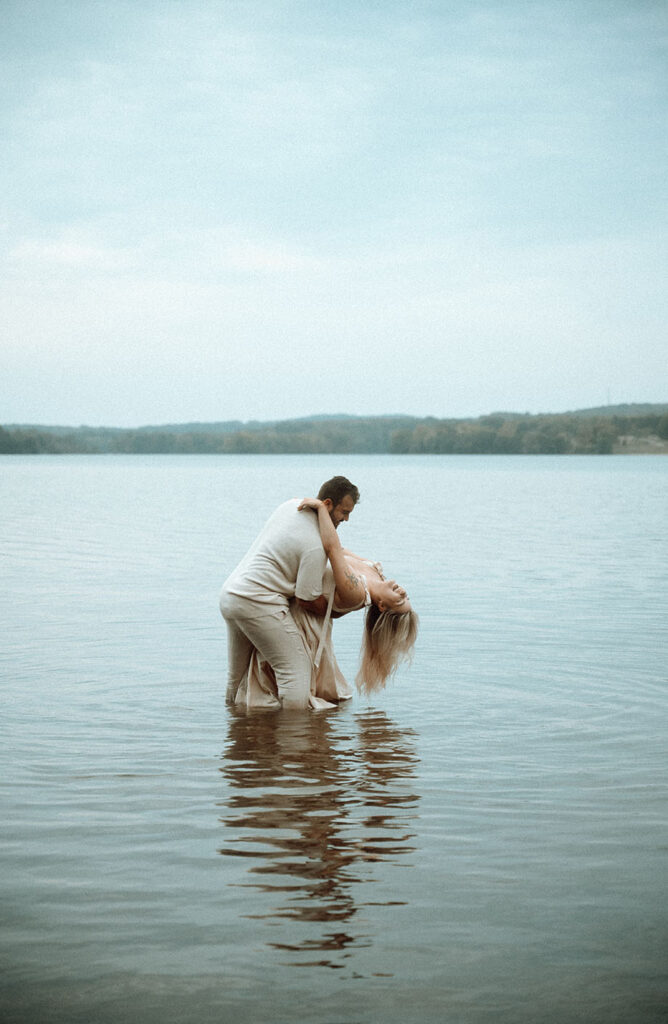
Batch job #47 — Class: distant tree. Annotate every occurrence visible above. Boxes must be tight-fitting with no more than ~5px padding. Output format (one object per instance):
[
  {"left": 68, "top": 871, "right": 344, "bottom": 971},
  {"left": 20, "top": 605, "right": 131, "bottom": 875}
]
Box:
[
  {"left": 658, "top": 413, "right": 668, "bottom": 440},
  {"left": 389, "top": 428, "right": 413, "bottom": 453},
  {"left": 0, "top": 426, "right": 16, "bottom": 453}
]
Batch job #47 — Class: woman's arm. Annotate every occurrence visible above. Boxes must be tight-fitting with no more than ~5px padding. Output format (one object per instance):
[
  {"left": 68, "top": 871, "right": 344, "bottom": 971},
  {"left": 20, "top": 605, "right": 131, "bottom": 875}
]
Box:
[
  {"left": 339, "top": 546, "right": 364, "bottom": 559},
  {"left": 298, "top": 499, "right": 365, "bottom": 609}
]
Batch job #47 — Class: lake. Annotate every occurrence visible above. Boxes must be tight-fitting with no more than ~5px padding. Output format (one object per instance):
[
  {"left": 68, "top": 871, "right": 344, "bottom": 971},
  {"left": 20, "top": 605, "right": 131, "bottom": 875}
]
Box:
[{"left": 1, "top": 454, "right": 666, "bottom": 1023}]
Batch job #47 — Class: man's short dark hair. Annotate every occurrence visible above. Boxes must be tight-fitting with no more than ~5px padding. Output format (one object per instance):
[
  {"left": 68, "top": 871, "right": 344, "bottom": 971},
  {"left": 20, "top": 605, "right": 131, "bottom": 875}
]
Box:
[{"left": 318, "top": 475, "right": 360, "bottom": 506}]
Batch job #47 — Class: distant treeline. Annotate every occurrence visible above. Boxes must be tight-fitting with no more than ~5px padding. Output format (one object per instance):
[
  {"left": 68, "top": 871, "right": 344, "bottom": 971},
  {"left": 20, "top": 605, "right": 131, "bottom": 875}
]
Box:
[
  {"left": 391, "top": 410, "right": 668, "bottom": 455},
  {"left": 2, "top": 407, "right": 667, "bottom": 456}
]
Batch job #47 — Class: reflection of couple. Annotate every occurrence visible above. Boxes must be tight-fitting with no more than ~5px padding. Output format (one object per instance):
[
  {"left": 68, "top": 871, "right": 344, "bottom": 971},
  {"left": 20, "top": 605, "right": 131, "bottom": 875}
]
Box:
[
  {"left": 219, "top": 476, "right": 418, "bottom": 710},
  {"left": 218, "top": 707, "right": 420, "bottom": 967}
]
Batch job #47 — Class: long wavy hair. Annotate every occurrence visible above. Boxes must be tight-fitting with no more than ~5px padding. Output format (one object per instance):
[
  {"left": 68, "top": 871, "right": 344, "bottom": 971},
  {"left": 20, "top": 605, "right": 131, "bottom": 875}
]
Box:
[{"left": 355, "top": 603, "right": 419, "bottom": 695}]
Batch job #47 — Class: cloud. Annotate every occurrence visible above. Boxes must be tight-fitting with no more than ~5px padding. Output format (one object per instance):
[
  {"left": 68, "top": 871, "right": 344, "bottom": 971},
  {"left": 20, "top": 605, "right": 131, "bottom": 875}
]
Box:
[
  {"left": 1, "top": 0, "right": 666, "bottom": 425},
  {"left": 9, "top": 236, "right": 135, "bottom": 272}
]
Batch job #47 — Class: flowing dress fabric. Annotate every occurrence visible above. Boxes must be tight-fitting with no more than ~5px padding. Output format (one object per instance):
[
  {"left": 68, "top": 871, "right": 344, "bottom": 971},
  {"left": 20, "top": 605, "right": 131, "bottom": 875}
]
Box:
[{"left": 230, "top": 565, "right": 369, "bottom": 711}]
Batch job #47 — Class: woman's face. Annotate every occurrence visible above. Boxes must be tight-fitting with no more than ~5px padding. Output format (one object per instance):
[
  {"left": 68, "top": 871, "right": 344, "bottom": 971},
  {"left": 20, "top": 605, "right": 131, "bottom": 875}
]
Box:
[{"left": 377, "top": 579, "right": 412, "bottom": 614}]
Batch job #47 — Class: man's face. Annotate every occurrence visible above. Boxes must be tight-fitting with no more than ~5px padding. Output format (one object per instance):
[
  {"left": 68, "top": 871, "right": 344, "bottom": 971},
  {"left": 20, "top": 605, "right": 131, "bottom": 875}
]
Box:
[{"left": 325, "top": 494, "right": 356, "bottom": 529}]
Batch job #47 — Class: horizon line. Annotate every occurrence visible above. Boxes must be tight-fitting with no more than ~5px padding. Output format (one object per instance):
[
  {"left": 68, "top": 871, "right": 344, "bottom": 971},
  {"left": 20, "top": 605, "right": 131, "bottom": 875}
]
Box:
[{"left": 3, "top": 400, "right": 668, "bottom": 432}]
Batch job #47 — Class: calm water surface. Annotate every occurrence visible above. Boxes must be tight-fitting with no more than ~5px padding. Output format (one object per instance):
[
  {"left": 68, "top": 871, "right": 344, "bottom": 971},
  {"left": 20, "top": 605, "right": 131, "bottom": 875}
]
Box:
[{"left": 1, "top": 454, "right": 666, "bottom": 1023}]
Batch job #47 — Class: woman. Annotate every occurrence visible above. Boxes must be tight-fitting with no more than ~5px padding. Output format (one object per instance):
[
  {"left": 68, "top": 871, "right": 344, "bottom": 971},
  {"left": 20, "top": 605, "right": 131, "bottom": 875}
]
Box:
[
  {"left": 296, "top": 497, "right": 418, "bottom": 699},
  {"left": 230, "top": 499, "right": 418, "bottom": 711}
]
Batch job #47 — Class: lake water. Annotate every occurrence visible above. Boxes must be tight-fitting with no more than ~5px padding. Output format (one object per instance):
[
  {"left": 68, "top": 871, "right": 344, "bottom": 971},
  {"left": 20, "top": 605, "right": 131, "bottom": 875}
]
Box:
[{"left": 1, "top": 454, "right": 666, "bottom": 1024}]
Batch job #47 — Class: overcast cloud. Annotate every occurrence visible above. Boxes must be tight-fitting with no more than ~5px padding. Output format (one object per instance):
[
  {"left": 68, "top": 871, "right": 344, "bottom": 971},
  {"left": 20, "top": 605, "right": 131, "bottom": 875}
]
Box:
[{"left": 1, "top": 0, "right": 666, "bottom": 426}]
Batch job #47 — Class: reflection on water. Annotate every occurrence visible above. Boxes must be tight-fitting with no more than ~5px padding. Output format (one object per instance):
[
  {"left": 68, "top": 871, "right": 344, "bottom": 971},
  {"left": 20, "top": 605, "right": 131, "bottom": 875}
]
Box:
[{"left": 218, "top": 708, "right": 419, "bottom": 969}]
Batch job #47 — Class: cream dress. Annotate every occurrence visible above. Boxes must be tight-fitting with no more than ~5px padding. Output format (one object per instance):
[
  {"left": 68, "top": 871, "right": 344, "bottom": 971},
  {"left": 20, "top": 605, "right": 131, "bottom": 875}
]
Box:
[{"left": 230, "top": 564, "right": 371, "bottom": 710}]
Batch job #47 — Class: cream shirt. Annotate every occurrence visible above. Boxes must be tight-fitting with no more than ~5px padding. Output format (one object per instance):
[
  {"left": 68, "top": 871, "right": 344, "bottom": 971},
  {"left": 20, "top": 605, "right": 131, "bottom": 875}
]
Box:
[{"left": 222, "top": 499, "right": 327, "bottom": 607}]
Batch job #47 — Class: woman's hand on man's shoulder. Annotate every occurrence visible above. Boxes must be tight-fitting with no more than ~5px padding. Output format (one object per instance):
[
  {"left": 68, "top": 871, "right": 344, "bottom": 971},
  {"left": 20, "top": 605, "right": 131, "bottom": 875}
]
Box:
[{"left": 297, "top": 497, "right": 323, "bottom": 512}]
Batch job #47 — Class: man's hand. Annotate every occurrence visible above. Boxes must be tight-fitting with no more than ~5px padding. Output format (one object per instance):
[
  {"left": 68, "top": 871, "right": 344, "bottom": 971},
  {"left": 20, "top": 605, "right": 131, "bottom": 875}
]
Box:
[{"left": 295, "top": 596, "right": 330, "bottom": 617}]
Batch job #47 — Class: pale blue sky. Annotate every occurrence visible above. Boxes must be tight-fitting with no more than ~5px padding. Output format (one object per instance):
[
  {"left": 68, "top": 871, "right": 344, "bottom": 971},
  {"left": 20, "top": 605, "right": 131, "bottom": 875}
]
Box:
[{"left": 1, "top": 0, "right": 666, "bottom": 426}]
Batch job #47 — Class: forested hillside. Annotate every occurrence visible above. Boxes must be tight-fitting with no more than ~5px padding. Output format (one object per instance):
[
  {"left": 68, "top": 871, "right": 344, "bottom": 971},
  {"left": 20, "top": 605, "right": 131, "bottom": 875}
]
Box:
[{"left": 2, "top": 407, "right": 667, "bottom": 455}]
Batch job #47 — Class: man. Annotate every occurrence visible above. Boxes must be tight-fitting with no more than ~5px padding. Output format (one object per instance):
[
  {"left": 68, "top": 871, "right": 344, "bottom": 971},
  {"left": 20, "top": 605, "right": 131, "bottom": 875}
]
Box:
[{"left": 219, "top": 476, "right": 360, "bottom": 709}]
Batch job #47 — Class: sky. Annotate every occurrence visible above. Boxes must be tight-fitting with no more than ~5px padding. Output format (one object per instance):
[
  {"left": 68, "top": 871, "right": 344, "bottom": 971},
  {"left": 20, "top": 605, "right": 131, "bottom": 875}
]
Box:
[{"left": 1, "top": 0, "right": 666, "bottom": 427}]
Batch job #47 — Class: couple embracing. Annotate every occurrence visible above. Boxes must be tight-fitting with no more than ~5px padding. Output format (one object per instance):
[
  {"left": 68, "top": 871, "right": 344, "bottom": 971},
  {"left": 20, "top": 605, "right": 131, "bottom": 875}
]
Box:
[{"left": 219, "top": 476, "right": 418, "bottom": 711}]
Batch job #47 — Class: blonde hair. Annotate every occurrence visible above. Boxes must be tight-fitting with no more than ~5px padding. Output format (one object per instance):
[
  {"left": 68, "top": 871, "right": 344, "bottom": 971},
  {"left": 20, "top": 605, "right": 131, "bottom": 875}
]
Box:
[{"left": 355, "top": 603, "right": 419, "bottom": 696}]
